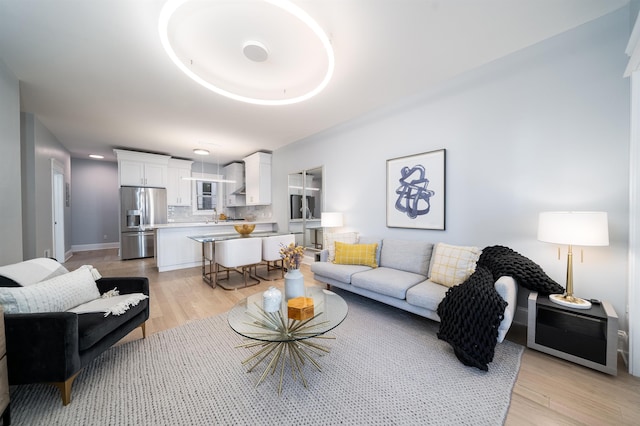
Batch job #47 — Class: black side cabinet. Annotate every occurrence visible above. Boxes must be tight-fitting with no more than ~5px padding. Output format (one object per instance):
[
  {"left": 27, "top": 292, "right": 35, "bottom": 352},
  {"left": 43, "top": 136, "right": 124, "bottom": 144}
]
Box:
[{"left": 527, "top": 292, "right": 618, "bottom": 375}]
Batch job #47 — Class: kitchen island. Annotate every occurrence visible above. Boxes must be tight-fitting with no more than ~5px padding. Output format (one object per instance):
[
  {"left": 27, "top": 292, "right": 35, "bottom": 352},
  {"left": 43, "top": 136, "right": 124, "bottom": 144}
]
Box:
[{"left": 155, "top": 221, "right": 277, "bottom": 272}]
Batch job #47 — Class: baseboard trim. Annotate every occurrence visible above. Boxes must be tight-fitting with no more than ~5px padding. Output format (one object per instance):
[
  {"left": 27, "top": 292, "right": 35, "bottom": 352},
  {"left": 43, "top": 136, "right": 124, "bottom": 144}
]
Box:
[{"left": 71, "top": 242, "right": 119, "bottom": 252}]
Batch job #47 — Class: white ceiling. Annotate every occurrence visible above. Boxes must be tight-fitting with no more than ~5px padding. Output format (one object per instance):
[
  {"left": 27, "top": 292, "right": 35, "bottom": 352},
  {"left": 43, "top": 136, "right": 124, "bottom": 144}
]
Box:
[{"left": 0, "top": 0, "right": 628, "bottom": 165}]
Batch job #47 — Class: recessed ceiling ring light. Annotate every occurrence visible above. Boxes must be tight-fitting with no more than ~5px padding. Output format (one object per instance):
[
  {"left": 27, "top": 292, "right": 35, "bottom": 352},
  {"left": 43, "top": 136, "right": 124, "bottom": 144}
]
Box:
[
  {"left": 159, "top": 0, "right": 334, "bottom": 106},
  {"left": 243, "top": 41, "right": 269, "bottom": 63}
]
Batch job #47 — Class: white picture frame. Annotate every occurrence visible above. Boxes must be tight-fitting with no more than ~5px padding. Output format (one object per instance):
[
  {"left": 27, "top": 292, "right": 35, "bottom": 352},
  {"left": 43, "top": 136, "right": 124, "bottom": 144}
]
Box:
[{"left": 386, "top": 149, "right": 446, "bottom": 230}]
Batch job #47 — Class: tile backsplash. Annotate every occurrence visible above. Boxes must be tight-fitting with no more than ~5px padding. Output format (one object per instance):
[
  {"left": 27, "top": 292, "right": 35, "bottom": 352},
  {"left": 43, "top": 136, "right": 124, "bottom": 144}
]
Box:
[{"left": 167, "top": 205, "right": 273, "bottom": 223}]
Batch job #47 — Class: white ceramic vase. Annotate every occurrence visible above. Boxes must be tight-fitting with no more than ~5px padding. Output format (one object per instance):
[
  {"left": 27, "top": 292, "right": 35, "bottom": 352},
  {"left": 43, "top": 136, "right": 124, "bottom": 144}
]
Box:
[
  {"left": 262, "top": 286, "right": 282, "bottom": 313},
  {"left": 284, "top": 269, "right": 305, "bottom": 300}
]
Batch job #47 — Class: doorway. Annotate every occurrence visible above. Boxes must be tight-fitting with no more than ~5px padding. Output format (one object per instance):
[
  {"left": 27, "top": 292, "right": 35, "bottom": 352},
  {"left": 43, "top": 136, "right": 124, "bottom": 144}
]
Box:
[{"left": 51, "top": 159, "right": 66, "bottom": 262}]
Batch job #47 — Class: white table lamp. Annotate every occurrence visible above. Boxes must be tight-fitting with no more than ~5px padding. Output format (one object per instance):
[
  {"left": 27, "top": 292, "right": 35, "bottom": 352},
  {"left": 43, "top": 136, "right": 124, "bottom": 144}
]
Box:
[
  {"left": 321, "top": 212, "right": 343, "bottom": 251},
  {"left": 537, "top": 211, "right": 609, "bottom": 309}
]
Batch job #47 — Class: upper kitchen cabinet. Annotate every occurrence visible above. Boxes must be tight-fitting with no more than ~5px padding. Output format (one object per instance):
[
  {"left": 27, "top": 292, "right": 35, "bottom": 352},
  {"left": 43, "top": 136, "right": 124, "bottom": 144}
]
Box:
[
  {"left": 167, "top": 158, "right": 193, "bottom": 206},
  {"left": 114, "top": 149, "right": 170, "bottom": 187},
  {"left": 243, "top": 152, "right": 271, "bottom": 205},
  {"left": 223, "top": 162, "right": 245, "bottom": 207}
]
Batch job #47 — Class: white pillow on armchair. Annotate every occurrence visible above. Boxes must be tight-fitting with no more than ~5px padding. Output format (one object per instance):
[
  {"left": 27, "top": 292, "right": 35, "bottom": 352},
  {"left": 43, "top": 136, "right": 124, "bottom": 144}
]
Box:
[{"left": 0, "top": 267, "right": 101, "bottom": 314}]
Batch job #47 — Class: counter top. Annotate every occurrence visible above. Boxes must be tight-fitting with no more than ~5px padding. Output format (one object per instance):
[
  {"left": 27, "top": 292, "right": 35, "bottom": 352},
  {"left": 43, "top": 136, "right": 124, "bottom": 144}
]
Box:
[
  {"left": 154, "top": 220, "right": 276, "bottom": 229},
  {"left": 188, "top": 231, "right": 282, "bottom": 243}
]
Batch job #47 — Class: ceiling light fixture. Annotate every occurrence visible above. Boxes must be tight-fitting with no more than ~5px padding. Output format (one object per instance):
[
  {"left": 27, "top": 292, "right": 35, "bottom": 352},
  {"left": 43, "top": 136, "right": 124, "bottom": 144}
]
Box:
[
  {"left": 243, "top": 41, "right": 269, "bottom": 63},
  {"left": 158, "top": 0, "right": 334, "bottom": 106},
  {"left": 89, "top": 154, "right": 104, "bottom": 159},
  {"left": 183, "top": 146, "right": 236, "bottom": 183}
]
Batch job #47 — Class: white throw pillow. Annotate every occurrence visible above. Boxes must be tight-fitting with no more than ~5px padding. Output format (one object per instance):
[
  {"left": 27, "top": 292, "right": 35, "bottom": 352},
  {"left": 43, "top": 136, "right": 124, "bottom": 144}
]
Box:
[
  {"left": 0, "top": 267, "right": 101, "bottom": 314},
  {"left": 0, "top": 258, "right": 69, "bottom": 286},
  {"left": 430, "top": 243, "right": 481, "bottom": 287},
  {"left": 323, "top": 232, "right": 359, "bottom": 262}
]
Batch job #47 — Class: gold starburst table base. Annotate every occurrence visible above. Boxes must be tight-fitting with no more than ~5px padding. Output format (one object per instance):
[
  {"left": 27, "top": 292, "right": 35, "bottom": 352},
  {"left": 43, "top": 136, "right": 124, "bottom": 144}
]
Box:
[
  {"left": 237, "top": 334, "right": 335, "bottom": 395},
  {"left": 236, "top": 309, "right": 335, "bottom": 395},
  {"left": 227, "top": 288, "right": 348, "bottom": 395}
]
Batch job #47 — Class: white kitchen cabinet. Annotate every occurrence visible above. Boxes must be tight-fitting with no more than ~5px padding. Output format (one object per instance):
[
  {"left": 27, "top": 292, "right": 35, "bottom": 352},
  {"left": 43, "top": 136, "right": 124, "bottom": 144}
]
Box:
[
  {"left": 167, "top": 159, "right": 193, "bottom": 206},
  {"left": 243, "top": 152, "right": 271, "bottom": 205},
  {"left": 114, "top": 149, "right": 170, "bottom": 187},
  {"left": 223, "top": 162, "right": 245, "bottom": 207}
]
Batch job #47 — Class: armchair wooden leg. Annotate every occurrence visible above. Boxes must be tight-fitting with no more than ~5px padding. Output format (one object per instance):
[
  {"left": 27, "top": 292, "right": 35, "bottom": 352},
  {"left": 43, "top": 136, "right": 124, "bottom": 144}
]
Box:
[
  {"left": 140, "top": 322, "right": 147, "bottom": 339},
  {"left": 52, "top": 371, "right": 81, "bottom": 406}
]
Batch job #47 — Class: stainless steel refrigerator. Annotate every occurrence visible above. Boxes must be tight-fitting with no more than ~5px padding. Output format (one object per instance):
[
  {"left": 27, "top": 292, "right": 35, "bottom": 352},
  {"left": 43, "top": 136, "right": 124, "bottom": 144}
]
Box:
[{"left": 120, "top": 186, "right": 167, "bottom": 260}]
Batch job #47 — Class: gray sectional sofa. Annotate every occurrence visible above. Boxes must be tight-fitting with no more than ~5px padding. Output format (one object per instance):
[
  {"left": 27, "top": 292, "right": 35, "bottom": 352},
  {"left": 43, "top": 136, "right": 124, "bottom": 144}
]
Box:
[{"left": 310, "top": 237, "right": 518, "bottom": 343}]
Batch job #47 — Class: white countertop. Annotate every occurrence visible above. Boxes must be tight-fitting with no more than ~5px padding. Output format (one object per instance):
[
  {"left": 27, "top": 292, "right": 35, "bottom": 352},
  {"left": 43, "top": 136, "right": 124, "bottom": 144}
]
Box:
[{"left": 153, "top": 220, "right": 276, "bottom": 230}]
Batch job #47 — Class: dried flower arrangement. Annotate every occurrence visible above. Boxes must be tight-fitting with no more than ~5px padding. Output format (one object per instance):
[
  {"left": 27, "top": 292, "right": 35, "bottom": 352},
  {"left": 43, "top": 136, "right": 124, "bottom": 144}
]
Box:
[{"left": 279, "top": 242, "right": 305, "bottom": 270}]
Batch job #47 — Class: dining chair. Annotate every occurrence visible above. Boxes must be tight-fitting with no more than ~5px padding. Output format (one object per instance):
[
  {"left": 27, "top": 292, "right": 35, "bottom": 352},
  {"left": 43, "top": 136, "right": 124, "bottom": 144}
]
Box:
[
  {"left": 255, "top": 234, "right": 296, "bottom": 281},
  {"left": 214, "top": 237, "right": 262, "bottom": 289}
]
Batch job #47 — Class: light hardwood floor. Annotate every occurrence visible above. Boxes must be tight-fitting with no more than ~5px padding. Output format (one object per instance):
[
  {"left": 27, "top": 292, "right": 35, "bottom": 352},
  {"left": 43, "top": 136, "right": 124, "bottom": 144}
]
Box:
[{"left": 65, "top": 249, "right": 640, "bottom": 425}]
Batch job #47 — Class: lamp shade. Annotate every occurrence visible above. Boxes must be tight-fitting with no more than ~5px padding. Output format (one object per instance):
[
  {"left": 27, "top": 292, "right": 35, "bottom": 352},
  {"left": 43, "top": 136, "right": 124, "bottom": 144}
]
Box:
[
  {"left": 537, "top": 211, "right": 609, "bottom": 246},
  {"left": 321, "top": 212, "right": 344, "bottom": 228}
]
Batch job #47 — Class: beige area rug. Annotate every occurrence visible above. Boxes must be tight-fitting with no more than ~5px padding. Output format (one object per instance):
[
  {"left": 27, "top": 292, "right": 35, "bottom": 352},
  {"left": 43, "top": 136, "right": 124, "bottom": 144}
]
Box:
[{"left": 9, "top": 289, "right": 523, "bottom": 425}]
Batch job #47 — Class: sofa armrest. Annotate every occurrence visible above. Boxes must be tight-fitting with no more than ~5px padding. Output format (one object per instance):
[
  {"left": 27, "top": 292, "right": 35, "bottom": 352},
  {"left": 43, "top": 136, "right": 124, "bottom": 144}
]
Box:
[
  {"left": 4, "top": 312, "right": 80, "bottom": 384},
  {"left": 318, "top": 250, "right": 329, "bottom": 262},
  {"left": 96, "top": 277, "right": 149, "bottom": 296},
  {"left": 494, "top": 276, "right": 518, "bottom": 343}
]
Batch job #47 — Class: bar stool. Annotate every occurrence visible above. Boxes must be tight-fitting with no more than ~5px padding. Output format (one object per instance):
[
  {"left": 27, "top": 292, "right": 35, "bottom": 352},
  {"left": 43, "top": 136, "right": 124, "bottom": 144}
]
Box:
[
  {"left": 255, "top": 234, "right": 296, "bottom": 281},
  {"left": 214, "top": 237, "right": 262, "bottom": 290}
]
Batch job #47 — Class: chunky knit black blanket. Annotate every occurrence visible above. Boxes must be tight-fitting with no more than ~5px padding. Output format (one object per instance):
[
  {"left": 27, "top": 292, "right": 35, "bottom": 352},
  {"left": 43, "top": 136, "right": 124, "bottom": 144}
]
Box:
[{"left": 436, "top": 245, "right": 564, "bottom": 371}]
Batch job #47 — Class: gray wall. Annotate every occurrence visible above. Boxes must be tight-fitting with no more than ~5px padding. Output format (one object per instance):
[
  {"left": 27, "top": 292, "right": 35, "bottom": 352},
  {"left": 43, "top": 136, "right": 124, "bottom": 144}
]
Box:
[
  {"left": 70, "top": 158, "right": 119, "bottom": 249},
  {"left": 21, "top": 112, "right": 71, "bottom": 260},
  {"left": 274, "top": 8, "right": 631, "bottom": 326},
  {"left": 0, "top": 58, "right": 23, "bottom": 264}
]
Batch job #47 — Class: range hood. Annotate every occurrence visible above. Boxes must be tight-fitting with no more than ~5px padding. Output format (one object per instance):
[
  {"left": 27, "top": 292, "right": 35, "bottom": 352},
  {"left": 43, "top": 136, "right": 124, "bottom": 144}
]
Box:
[{"left": 232, "top": 186, "right": 246, "bottom": 195}]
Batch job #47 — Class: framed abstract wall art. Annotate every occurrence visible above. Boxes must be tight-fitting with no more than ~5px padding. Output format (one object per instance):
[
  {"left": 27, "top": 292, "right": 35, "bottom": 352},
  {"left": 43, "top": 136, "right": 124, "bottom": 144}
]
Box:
[{"left": 386, "top": 149, "right": 445, "bottom": 230}]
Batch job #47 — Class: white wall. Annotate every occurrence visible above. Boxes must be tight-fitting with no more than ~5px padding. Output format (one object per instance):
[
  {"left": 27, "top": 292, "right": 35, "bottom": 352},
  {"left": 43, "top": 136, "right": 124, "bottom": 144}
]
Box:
[
  {"left": 0, "top": 58, "right": 23, "bottom": 265},
  {"left": 274, "top": 8, "right": 631, "bottom": 326},
  {"left": 21, "top": 112, "right": 72, "bottom": 259}
]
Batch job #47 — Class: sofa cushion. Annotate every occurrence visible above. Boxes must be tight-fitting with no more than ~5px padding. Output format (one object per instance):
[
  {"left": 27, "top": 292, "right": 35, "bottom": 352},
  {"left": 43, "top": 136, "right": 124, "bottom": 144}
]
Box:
[
  {"left": 351, "top": 267, "right": 426, "bottom": 300},
  {"left": 323, "top": 232, "right": 359, "bottom": 262},
  {"left": 334, "top": 242, "right": 379, "bottom": 268},
  {"left": 406, "top": 280, "right": 449, "bottom": 312},
  {"left": 429, "top": 243, "right": 481, "bottom": 287},
  {"left": 0, "top": 258, "right": 69, "bottom": 287},
  {"left": 77, "top": 298, "right": 149, "bottom": 351},
  {"left": 310, "top": 262, "right": 371, "bottom": 284},
  {"left": 494, "top": 276, "right": 518, "bottom": 343},
  {"left": 379, "top": 239, "right": 433, "bottom": 275},
  {"left": 0, "top": 267, "right": 100, "bottom": 314}
]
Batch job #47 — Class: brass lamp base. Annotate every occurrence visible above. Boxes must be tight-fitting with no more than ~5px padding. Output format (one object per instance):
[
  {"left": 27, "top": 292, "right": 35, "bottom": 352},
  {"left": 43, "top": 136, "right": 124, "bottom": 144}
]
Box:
[{"left": 549, "top": 294, "right": 592, "bottom": 310}]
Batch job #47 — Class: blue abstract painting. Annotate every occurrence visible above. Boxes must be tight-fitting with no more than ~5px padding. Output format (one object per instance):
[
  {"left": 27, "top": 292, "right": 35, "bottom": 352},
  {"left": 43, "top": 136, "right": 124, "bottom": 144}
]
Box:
[{"left": 387, "top": 149, "right": 445, "bottom": 230}]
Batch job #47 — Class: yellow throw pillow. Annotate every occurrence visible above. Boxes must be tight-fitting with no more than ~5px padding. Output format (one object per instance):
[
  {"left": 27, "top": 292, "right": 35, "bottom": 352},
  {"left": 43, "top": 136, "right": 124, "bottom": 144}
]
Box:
[
  {"left": 430, "top": 242, "right": 481, "bottom": 287},
  {"left": 333, "top": 242, "right": 378, "bottom": 268}
]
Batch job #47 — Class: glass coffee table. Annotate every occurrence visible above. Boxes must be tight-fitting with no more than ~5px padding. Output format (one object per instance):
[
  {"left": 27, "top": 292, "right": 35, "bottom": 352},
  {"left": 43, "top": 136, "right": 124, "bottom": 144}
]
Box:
[{"left": 228, "top": 286, "right": 348, "bottom": 394}]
